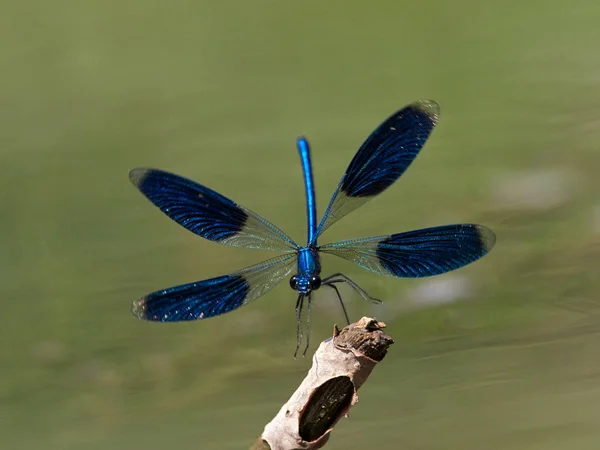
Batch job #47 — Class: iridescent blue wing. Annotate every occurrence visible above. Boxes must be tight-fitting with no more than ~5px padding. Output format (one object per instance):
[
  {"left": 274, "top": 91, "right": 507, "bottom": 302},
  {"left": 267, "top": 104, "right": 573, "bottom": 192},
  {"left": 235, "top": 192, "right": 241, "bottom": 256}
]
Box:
[
  {"left": 132, "top": 253, "right": 297, "bottom": 322},
  {"left": 130, "top": 168, "right": 298, "bottom": 252},
  {"left": 314, "top": 100, "right": 439, "bottom": 242},
  {"left": 319, "top": 224, "right": 495, "bottom": 277}
]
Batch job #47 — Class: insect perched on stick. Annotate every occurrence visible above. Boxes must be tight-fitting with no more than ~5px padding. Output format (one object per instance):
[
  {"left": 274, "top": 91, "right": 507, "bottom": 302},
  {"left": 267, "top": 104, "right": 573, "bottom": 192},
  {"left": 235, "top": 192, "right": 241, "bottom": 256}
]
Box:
[{"left": 129, "top": 100, "right": 496, "bottom": 357}]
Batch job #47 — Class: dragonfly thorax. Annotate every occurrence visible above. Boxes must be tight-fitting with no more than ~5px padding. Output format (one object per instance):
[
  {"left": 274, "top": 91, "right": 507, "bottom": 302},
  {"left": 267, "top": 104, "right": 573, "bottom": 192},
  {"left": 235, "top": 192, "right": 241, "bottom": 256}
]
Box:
[{"left": 291, "top": 247, "right": 322, "bottom": 294}]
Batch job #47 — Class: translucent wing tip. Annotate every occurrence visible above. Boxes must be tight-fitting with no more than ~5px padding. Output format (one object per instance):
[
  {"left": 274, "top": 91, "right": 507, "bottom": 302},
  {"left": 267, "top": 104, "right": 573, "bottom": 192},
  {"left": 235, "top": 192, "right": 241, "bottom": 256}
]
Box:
[
  {"left": 129, "top": 168, "right": 150, "bottom": 188},
  {"left": 411, "top": 99, "right": 441, "bottom": 124},
  {"left": 132, "top": 297, "right": 150, "bottom": 320},
  {"left": 474, "top": 224, "right": 497, "bottom": 253}
]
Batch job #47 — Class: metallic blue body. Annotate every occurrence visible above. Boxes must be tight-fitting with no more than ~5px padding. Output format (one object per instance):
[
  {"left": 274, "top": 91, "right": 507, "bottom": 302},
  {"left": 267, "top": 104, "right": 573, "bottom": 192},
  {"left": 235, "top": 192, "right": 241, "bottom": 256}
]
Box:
[
  {"left": 295, "top": 137, "right": 322, "bottom": 291},
  {"left": 296, "top": 137, "right": 318, "bottom": 246},
  {"left": 295, "top": 247, "right": 321, "bottom": 294}
]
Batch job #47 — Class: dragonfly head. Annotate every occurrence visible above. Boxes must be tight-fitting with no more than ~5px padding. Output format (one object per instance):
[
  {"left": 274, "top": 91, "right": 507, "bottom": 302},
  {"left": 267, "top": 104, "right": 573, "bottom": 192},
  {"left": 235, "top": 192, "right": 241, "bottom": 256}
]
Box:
[{"left": 289, "top": 274, "right": 322, "bottom": 294}]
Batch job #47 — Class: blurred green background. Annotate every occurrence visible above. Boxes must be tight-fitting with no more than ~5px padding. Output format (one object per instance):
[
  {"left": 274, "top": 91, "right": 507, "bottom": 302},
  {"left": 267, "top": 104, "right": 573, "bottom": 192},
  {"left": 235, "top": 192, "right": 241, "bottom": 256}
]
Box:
[{"left": 2, "top": 1, "right": 600, "bottom": 449}]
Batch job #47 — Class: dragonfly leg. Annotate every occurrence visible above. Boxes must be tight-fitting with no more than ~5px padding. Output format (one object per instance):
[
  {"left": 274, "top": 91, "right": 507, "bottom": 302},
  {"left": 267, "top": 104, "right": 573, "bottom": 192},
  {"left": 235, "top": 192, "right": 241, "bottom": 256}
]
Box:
[
  {"left": 322, "top": 273, "right": 383, "bottom": 306},
  {"left": 294, "top": 294, "right": 305, "bottom": 358},
  {"left": 303, "top": 294, "right": 312, "bottom": 357},
  {"left": 322, "top": 282, "right": 351, "bottom": 325}
]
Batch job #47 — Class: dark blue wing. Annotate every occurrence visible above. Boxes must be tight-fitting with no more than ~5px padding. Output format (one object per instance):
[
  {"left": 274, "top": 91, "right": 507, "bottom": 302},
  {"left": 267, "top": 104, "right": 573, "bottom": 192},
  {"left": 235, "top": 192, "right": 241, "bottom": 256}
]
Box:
[
  {"left": 315, "top": 100, "right": 439, "bottom": 242},
  {"left": 319, "top": 224, "right": 495, "bottom": 278},
  {"left": 132, "top": 253, "right": 297, "bottom": 322},
  {"left": 130, "top": 168, "right": 298, "bottom": 252}
]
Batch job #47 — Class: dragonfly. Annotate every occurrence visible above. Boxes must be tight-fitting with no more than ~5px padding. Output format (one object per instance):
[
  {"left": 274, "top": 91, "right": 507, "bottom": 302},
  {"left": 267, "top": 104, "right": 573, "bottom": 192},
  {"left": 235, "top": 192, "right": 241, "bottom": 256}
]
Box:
[{"left": 129, "top": 100, "right": 496, "bottom": 356}]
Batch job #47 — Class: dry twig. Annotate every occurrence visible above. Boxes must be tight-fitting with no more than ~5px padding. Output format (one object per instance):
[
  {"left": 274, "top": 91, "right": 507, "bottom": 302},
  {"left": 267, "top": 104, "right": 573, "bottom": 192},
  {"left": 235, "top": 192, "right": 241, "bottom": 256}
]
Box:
[{"left": 250, "top": 317, "right": 394, "bottom": 450}]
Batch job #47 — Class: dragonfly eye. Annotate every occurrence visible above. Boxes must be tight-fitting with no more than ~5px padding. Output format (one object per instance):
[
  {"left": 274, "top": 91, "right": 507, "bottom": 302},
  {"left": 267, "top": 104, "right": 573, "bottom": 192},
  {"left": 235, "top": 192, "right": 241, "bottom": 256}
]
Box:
[
  {"left": 289, "top": 275, "right": 298, "bottom": 290},
  {"left": 309, "top": 276, "right": 321, "bottom": 290}
]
